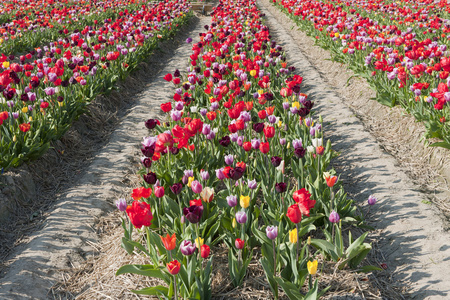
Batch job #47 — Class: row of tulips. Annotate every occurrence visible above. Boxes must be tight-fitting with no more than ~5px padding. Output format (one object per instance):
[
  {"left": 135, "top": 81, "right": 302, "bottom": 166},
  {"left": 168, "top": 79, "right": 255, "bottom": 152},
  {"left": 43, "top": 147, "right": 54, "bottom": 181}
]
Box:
[
  {"left": 0, "top": 0, "right": 192, "bottom": 170},
  {"left": 116, "top": 0, "right": 375, "bottom": 298},
  {"left": 272, "top": 0, "right": 450, "bottom": 148},
  {"left": 0, "top": 0, "right": 152, "bottom": 55}
]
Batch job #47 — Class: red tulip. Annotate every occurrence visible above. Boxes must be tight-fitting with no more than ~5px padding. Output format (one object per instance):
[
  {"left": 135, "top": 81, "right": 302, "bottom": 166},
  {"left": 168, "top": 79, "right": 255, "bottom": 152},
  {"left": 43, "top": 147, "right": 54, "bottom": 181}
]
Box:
[
  {"left": 243, "top": 141, "right": 251, "bottom": 151},
  {"left": 126, "top": 201, "right": 153, "bottom": 229},
  {"left": 286, "top": 204, "right": 302, "bottom": 223},
  {"left": 161, "top": 233, "right": 177, "bottom": 251},
  {"left": 164, "top": 73, "right": 173, "bottom": 81},
  {"left": 190, "top": 199, "right": 203, "bottom": 206},
  {"left": 259, "top": 142, "right": 270, "bottom": 154},
  {"left": 154, "top": 186, "right": 165, "bottom": 198},
  {"left": 161, "top": 102, "right": 172, "bottom": 113},
  {"left": 201, "top": 244, "right": 210, "bottom": 258},
  {"left": 167, "top": 260, "right": 180, "bottom": 275},
  {"left": 258, "top": 110, "right": 267, "bottom": 119},
  {"left": 263, "top": 126, "right": 275, "bottom": 139},
  {"left": 235, "top": 238, "right": 245, "bottom": 249}
]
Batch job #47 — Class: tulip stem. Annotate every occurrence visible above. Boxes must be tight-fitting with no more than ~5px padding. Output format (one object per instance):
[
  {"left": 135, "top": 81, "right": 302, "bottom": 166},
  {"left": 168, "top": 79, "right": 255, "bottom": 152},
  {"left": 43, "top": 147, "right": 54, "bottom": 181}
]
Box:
[
  {"left": 173, "top": 275, "right": 178, "bottom": 299},
  {"left": 296, "top": 223, "right": 299, "bottom": 262},
  {"left": 272, "top": 239, "right": 276, "bottom": 276},
  {"left": 238, "top": 249, "right": 241, "bottom": 269},
  {"left": 331, "top": 223, "right": 335, "bottom": 243}
]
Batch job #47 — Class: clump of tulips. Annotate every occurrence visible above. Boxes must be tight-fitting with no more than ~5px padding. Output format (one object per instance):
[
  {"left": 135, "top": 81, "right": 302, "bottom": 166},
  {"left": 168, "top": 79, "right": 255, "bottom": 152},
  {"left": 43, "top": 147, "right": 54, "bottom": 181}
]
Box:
[
  {"left": 273, "top": 0, "right": 450, "bottom": 148},
  {"left": 0, "top": 0, "right": 192, "bottom": 170},
  {"left": 116, "top": 0, "right": 376, "bottom": 298}
]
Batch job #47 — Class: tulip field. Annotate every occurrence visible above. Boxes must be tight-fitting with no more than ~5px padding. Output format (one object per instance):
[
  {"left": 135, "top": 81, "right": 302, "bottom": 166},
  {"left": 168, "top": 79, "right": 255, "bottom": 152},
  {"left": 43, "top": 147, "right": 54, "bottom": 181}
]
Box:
[
  {"left": 115, "top": 0, "right": 375, "bottom": 298},
  {"left": 0, "top": 0, "right": 191, "bottom": 170},
  {"left": 273, "top": 0, "right": 450, "bottom": 148},
  {"left": 4, "top": 0, "right": 450, "bottom": 298}
]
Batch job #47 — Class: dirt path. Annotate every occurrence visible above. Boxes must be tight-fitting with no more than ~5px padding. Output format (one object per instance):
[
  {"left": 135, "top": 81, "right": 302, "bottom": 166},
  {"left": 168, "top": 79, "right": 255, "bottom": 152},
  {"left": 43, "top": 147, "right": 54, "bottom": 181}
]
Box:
[
  {"left": 257, "top": 0, "right": 450, "bottom": 298},
  {"left": 0, "top": 13, "right": 212, "bottom": 300}
]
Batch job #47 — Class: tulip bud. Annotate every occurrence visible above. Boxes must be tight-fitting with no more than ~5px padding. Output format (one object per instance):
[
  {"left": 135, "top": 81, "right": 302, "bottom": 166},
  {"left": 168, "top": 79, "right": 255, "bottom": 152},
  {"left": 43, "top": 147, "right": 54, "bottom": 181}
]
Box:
[
  {"left": 115, "top": 198, "right": 127, "bottom": 212},
  {"left": 266, "top": 226, "right": 278, "bottom": 240},
  {"left": 289, "top": 228, "right": 298, "bottom": 244},
  {"left": 368, "top": 195, "right": 377, "bottom": 205},
  {"left": 235, "top": 238, "right": 245, "bottom": 249},
  {"left": 201, "top": 244, "right": 210, "bottom": 258},
  {"left": 227, "top": 195, "right": 237, "bottom": 207},
  {"left": 329, "top": 210, "right": 340, "bottom": 223},
  {"left": 191, "top": 180, "right": 203, "bottom": 194},
  {"left": 240, "top": 195, "right": 250, "bottom": 209},
  {"left": 235, "top": 210, "right": 247, "bottom": 224},
  {"left": 167, "top": 260, "right": 181, "bottom": 275},
  {"left": 180, "top": 240, "right": 196, "bottom": 256},
  {"left": 307, "top": 260, "right": 318, "bottom": 275}
]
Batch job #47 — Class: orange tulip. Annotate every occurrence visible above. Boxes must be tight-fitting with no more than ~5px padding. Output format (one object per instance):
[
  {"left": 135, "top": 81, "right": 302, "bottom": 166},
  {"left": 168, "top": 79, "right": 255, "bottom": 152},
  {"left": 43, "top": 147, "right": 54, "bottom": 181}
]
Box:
[{"left": 160, "top": 233, "right": 177, "bottom": 251}]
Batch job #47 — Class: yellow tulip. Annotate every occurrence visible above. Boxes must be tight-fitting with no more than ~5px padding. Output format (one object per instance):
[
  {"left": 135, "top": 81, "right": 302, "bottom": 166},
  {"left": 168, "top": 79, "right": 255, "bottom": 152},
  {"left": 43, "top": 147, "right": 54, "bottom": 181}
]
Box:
[
  {"left": 334, "top": 32, "right": 339, "bottom": 38},
  {"left": 292, "top": 101, "right": 300, "bottom": 109},
  {"left": 307, "top": 260, "right": 318, "bottom": 275},
  {"left": 29, "top": 116, "right": 33, "bottom": 122},
  {"left": 187, "top": 177, "right": 194, "bottom": 187},
  {"left": 195, "top": 237, "right": 204, "bottom": 248},
  {"left": 307, "top": 236, "right": 311, "bottom": 245},
  {"left": 22, "top": 107, "right": 28, "bottom": 113},
  {"left": 258, "top": 89, "right": 264, "bottom": 95},
  {"left": 3, "top": 61, "right": 10, "bottom": 69},
  {"left": 13, "top": 135, "right": 17, "bottom": 142},
  {"left": 289, "top": 228, "right": 298, "bottom": 244},
  {"left": 250, "top": 70, "right": 257, "bottom": 77},
  {"left": 232, "top": 218, "right": 237, "bottom": 228},
  {"left": 240, "top": 195, "right": 250, "bottom": 209}
]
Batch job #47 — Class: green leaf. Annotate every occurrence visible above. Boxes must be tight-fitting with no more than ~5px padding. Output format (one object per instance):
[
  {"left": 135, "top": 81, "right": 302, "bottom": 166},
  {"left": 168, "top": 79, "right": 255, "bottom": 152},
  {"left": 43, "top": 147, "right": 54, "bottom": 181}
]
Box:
[
  {"left": 357, "top": 265, "right": 382, "bottom": 273},
  {"left": 116, "top": 264, "right": 168, "bottom": 281},
  {"left": 260, "top": 257, "right": 278, "bottom": 299},
  {"left": 131, "top": 285, "right": 169, "bottom": 296},
  {"left": 310, "top": 239, "right": 339, "bottom": 261},
  {"left": 429, "top": 142, "right": 450, "bottom": 150},
  {"left": 274, "top": 277, "right": 304, "bottom": 300}
]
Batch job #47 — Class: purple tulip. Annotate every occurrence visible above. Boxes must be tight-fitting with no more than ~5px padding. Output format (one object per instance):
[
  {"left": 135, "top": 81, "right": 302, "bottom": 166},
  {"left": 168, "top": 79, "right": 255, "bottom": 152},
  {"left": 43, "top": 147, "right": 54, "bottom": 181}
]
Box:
[
  {"left": 275, "top": 182, "right": 287, "bottom": 193},
  {"left": 145, "top": 119, "right": 158, "bottom": 130},
  {"left": 200, "top": 170, "right": 210, "bottom": 181},
  {"left": 329, "top": 211, "right": 340, "bottom": 223},
  {"left": 143, "top": 172, "right": 157, "bottom": 185},
  {"left": 266, "top": 226, "right": 278, "bottom": 240},
  {"left": 115, "top": 198, "right": 127, "bottom": 212},
  {"left": 227, "top": 195, "right": 237, "bottom": 207},
  {"left": 180, "top": 240, "right": 196, "bottom": 256},
  {"left": 183, "top": 205, "right": 204, "bottom": 223},
  {"left": 271, "top": 156, "right": 282, "bottom": 167},
  {"left": 219, "top": 136, "right": 231, "bottom": 147},
  {"left": 368, "top": 195, "right": 377, "bottom": 206},
  {"left": 247, "top": 179, "right": 257, "bottom": 190},
  {"left": 225, "top": 154, "right": 234, "bottom": 165},
  {"left": 170, "top": 183, "right": 183, "bottom": 195},
  {"left": 191, "top": 180, "right": 203, "bottom": 194},
  {"left": 235, "top": 210, "right": 247, "bottom": 224},
  {"left": 251, "top": 138, "right": 261, "bottom": 149},
  {"left": 230, "top": 166, "right": 244, "bottom": 180},
  {"left": 216, "top": 168, "right": 225, "bottom": 180}
]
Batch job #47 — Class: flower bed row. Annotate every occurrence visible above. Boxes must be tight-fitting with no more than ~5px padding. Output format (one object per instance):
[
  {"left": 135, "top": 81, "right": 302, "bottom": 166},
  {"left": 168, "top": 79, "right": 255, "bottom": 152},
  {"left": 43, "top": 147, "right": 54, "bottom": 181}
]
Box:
[
  {"left": 116, "top": 0, "right": 376, "bottom": 298},
  {"left": 0, "top": 0, "right": 191, "bottom": 171},
  {"left": 0, "top": 0, "right": 151, "bottom": 55},
  {"left": 272, "top": 0, "right": 450, "bottom": 148}
]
